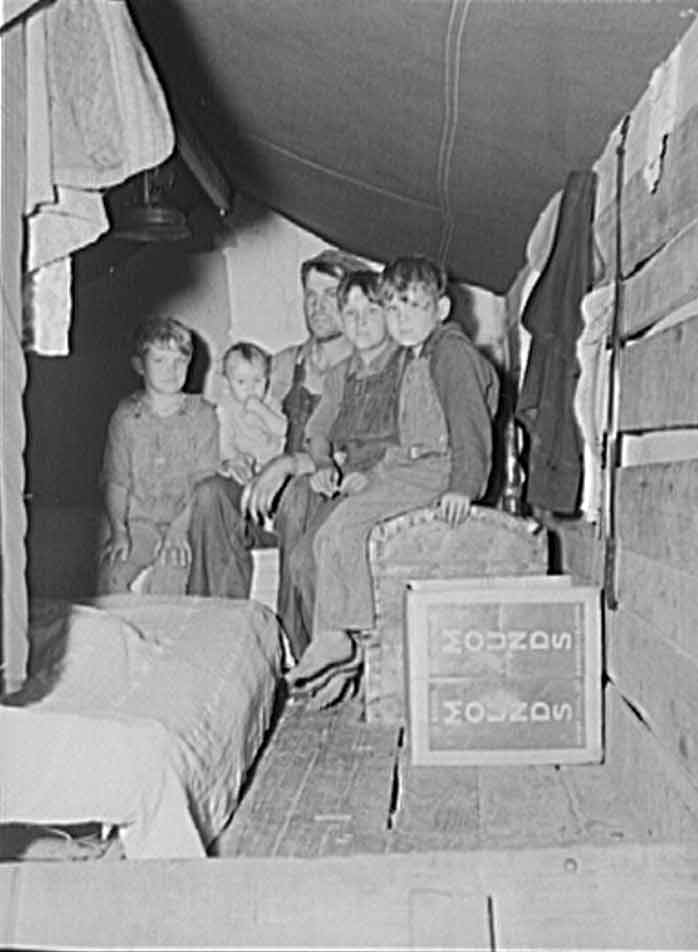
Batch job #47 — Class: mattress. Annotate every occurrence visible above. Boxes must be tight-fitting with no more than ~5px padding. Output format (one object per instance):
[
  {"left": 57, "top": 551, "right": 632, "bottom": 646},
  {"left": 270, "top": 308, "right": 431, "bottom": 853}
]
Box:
[{"left": 0, "top": 595, "right": 283, "bottom": 859}]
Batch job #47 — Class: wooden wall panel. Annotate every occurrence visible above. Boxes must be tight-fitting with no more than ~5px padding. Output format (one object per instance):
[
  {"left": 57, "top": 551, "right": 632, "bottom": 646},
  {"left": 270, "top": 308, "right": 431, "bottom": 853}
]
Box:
[
  {"left": 622, "top": 220, "right": 698, "bottom": 337},
  {"left": 620, "top": 314, "right": 698, "bottom": 431},
  {"left": 617, "top": 546, "right": 698, "bottom": 662},
  {"left": 0, "top": 20, "right": 28, "bottom": 691},
  {"left": 616, "top": 460, "right": 698, "bottom": 570},
  {"left": 607, "top": 609, "right": 698, "bottom": 791},
  {"left": 594, "top": 19, "right": 698, "bottom": 277},
  {"left": 604, "top": 684, "right": 698, "bottom": 842}
]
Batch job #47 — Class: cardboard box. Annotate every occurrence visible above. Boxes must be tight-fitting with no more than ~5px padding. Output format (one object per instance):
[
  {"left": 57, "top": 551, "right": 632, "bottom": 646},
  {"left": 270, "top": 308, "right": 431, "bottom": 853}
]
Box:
[{"left": 404, "top": 577, "right": 602, "bottom": 766}]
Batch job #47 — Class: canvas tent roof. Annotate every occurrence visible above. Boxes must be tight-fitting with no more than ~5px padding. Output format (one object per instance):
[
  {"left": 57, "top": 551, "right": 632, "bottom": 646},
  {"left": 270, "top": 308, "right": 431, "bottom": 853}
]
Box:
[{"left": 129, "top": 1, "right": 691, "bottom": 290}]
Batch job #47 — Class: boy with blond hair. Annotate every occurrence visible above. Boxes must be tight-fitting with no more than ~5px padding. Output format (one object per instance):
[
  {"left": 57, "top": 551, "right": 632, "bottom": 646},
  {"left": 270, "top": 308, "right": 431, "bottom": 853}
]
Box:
[{"left": 98, "top": 316, "right": 219, "bottom": 594}]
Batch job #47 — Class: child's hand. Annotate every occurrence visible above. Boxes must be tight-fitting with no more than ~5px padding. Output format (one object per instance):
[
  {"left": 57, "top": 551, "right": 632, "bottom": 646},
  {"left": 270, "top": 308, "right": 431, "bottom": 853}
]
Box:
[
  {"left": 339, "top": 471, "right": 368, "bottom": 496},
  {"left": 437, "top": 491, "right": 471, "bottom": 527},
  {"left": 310, "top": 465, "right": 341, "bottom": 498},
  {"left": 219, "top": 451, "right": 255, "bottom": 484},
  {"left": 100, "top": 527, "right": 131, "bottom": 565},
  {"left": 244, "top": 394, "right": 265, "bottom": 416},
  {"left": 156, "top": 527, "right": 192, "bottom": 568}
]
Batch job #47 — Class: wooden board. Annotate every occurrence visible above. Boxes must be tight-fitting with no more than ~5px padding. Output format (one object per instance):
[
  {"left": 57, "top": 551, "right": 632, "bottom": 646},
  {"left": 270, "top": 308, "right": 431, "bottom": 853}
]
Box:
[
  {"left": 617, "top": 459, "right": 698, "bottom": 569},
  {"left": 0, "top": 20, "right": 29, "bottom": 692},
  {"left": 594, "top": 18, "right": 698, "bottom": 276},
  {"left": 595, "top": 104, "right": 698, "bottom": 278},
  {"left": 607, "top": 608, "right": 698, "bottom": 791},
  {"left": 617, "top": 545, "right": 698, "bottom": 662},
  {"left": 620, "top": 313, "right": 698, "bottom": 430},
  {"left": 604, "top": 683, "right": 698, "bottom": 842},
  {"left": 216, "top": 698, "right": 399, "bottom": 858},
  {"left": 3, "top": 843, "right": 698, "bottom": 950},
  {"left": 622, "top": 219, "right": 698, "bottom": 337}
]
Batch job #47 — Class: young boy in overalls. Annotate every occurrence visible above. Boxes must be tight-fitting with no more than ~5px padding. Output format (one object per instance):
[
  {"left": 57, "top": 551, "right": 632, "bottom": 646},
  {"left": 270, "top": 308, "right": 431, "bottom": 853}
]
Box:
[
  {"left": 287, "top": 256, "right": 500, "bottom": 709},
  {"left": 279, "top": 269, "right": 404, "bottom": 660}
]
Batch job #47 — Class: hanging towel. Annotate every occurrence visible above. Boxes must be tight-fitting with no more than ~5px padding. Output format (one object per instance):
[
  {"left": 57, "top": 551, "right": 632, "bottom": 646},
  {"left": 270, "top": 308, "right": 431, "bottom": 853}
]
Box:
[
  {"left": 575, "top": 283, "right": 614, "bottom": 523},
  {"left": 23, "top": 0, "right": 175, "bottom": 356},
  {"left": 516, "top": 170, "right": 597, "bottom": 515}
]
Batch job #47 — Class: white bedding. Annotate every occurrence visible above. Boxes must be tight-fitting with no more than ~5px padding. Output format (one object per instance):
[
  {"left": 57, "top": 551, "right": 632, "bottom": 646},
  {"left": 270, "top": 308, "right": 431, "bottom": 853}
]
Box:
[{"left": 0, "top": 595, "right": 283, "bottom": 859}]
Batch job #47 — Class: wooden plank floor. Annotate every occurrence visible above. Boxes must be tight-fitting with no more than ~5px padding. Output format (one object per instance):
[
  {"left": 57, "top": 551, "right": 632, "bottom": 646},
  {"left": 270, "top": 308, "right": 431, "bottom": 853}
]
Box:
[{"left": 214, "top": 693, "right": 652, "bottom": 859}]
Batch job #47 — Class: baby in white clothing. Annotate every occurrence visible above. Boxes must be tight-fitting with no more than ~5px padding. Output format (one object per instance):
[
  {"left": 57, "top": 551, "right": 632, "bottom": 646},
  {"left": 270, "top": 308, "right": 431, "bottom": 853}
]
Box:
[{"left": 217, "top": 341, "right": 287, "bottom": 486}]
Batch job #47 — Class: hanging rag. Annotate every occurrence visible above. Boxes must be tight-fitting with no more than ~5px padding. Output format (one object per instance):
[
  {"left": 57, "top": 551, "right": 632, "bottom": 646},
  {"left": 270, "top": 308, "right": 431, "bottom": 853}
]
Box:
[
  {"left": 23, "top": 0, "right": 175, "bottom": 355},
  {"left": 516, "top": 169, "right": 597, "bottom": 515},
  {"left": 574, "top": 283, "right": 614, "bottom": 523}
]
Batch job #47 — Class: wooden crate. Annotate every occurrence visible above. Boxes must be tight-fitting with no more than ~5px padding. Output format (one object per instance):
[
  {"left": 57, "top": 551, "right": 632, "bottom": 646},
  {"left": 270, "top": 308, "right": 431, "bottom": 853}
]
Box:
[
  {"left": 364, "top": 506, "right": 549, "bottom": 724},
  {"left": 404, "top": 577, "right": 602, "bottom": 766}
]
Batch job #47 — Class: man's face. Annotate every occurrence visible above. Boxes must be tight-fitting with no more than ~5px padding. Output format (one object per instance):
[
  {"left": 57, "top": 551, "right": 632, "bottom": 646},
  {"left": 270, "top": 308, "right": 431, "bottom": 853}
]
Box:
[
  {"left": 340, "top": 287, "right": 387, "bottom": 353},
  {"left": 303, "top": 268, "right": 343, "bottom": 341},
  {"left": 384, "top": 283, "right": 445, "bottom": 347}
]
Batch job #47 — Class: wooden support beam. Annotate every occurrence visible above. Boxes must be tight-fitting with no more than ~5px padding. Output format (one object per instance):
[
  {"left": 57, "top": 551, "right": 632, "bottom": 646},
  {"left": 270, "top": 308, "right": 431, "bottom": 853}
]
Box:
[{"left": 3, "top": 843, "right": 698, "bottom": 950}]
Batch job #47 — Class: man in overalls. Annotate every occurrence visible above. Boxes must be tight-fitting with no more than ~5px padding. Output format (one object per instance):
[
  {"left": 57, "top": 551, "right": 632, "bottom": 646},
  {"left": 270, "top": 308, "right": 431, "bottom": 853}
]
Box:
[{"left": 186, "top": 249, "right": 363, "bottom": 604}]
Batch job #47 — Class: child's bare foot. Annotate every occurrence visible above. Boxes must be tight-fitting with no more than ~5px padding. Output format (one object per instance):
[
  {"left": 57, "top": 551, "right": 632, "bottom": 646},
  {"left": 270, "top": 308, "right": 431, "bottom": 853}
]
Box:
[{"left": 286, "top": 629, "right": 356, "bottom": 688}]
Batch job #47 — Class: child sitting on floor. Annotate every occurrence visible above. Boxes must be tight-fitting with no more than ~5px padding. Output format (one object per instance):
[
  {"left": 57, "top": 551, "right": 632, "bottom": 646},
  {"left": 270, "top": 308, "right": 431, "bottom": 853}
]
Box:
[
  {"left": 287, "top": 255, "right": 500, "bottom": 710},
  {"left": 98, "top": 316, "right": 220, "bottom": 595}
]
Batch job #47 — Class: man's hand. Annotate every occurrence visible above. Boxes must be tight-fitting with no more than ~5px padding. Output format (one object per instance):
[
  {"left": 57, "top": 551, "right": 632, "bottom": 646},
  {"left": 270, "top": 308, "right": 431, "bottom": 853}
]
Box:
[
  {"left": 244, "top": 454, "right": 295, "bottom": 522},
  {"left": 156, "top": 526, "right": 192, "bottom": 567},
  {"left": 100, "top": 527, "right": 131, "bottom": 565},
  {"left": 437, "top": 491, "right": 471, "bottom": 527},
  {"left": 219, "top": 450, "right": 255, "bottom": 484}
]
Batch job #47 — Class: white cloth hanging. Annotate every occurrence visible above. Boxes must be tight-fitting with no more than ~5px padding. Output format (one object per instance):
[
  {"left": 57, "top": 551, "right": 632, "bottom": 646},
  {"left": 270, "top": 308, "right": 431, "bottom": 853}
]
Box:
[{"left": 23, "top": 0, "right": 175, "bottom": 355}]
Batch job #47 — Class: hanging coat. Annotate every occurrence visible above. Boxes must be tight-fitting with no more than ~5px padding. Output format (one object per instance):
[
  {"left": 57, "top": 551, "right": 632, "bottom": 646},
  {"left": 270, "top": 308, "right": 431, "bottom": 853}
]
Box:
[{"left": 516, "top": 169, "right": 597, "bottom": 515}]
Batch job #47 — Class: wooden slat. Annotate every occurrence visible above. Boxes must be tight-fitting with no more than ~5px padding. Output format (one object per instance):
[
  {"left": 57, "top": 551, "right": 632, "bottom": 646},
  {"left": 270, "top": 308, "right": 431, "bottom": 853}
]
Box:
[
  {"left": 604, "top": 683, "right": 698, "bottom": 841},
  {"left": 5, "top": 844, "right": 698, "bottom": 950},
  {"left": 395, "top": 758, "right": 481, "bottom": 849},
  {"left": 476, "top": 765, "right": 582, "bottom": 848},
  {"left": 492, "top": 845, "right": 698, "bottom": 951},
  {"left": 594, "top": 17, "right": 698, "bottom": 276},
  {"left": 620, "top": 313, "right": 698, "bottom": 431},
  {"left": 617, "top": 545, "right": 698, "bottom": 662},
  {"left": 623, "top": 219, "right": 698, "bottom": 337},
  {"left": 557, "top": 761, "right": 648, "bottom": 845},
  {"left": 0, "top": 18, "right": 29, "bottom": 691},
  {"left": 595, "top": 104, "right": 698, "bottom": 279},
  {"left": 608, "top": 608, "right": 698, "bottom": 790},
  {"left": 617, "top": 460, "right": 698, "bottom": 569},
  {"left": 6, "top": 852, "right": 491, "bottom": 950},
  {"left": 216, "top": 699, "right": 399, "bottom": 858}
]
